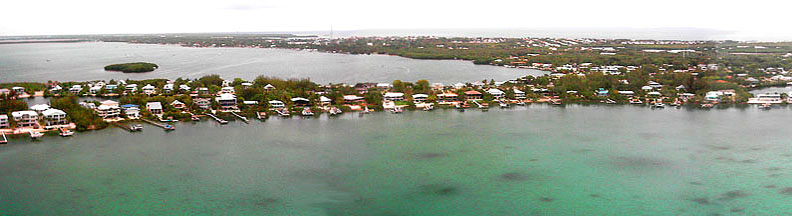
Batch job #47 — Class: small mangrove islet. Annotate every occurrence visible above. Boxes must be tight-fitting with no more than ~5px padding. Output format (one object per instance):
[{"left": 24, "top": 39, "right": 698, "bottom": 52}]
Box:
[{"left": 104, "top": 62, "right": 158, "bottom": 73}]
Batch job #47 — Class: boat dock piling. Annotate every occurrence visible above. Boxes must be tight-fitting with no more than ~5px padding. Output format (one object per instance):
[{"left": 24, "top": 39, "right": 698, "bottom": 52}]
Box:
[
  {"left": 141, "top": 119, "right": 175, "bottom": 131},
  {"left": 206, "top": 113, "right": 229, "bottom": 124},
  {"left": 231, "top": 112, "right": 249, "bottom": 123}
]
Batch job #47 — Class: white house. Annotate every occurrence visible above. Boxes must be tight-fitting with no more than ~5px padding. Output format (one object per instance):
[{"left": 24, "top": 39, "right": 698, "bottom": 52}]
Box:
[
  {"left": 146, "top": 102, "right": 163, "bottom": 115},
  {"left": 42, "top": 108, "right": 68, "bottom": 126},
  {"left": 97, "top": 100, "right": 121, "bottom": 119},
  {"left": 194, "top": 98, "right": 211, "bottom": 109},
  {"left": 269, "top": 100, "right": 285, "bottom": 108},
  {"left": 142, "top": 84, "right": 156, "bottom": 94},
  {"left": 30, "top": 104, "right": 50, "bottom": 114},
  {"left": 125, "top": 84, "right": 138, "bottom": 92},
  {"left": 215, "top": 94, "right": 237, "bottom": 111},
  {"left": 383, "top": 92, "right": 404, "bottom": 101},
  {"left": 121, "top": 104, "right": 141, "bottom": 119},
  {"left": 220, "top": 86, "right": 235, "bottom": 94},
  {"left": 412, "top": 94, "right": 428, "bottom": 103},
  {"left": 514, "top": 89, "right": 526, "bottom": 99},
  {"left": 486, "top": 89, "right": 505, "bottom": 99},
  {"left": 11, "top": 111, "right": 39, "bottom": 128},
  {"left": 0, "top": 114, "right": 9, "bottom": 128},
  {"left": 170, "top": 100, "right": 186, "bottom": 109},
  {"left": 163, "top": 84, "right": 174, "bottom": 93},
  {"left": 70, "top": 85, "right": 83, "bottom": 94}
]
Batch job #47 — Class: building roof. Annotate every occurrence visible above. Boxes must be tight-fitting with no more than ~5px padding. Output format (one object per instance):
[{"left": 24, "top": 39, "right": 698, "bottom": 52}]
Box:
[
  {"left": 486, "top": 89, "right": 505, "bottom": 95},
  {"left": 30, "top": 104, "right": 50, "bottom": 111},
  {"left": 344, "top": 95, "right": 364, "bottom": 100},
  {"left": 513, "top": 89, "right": 525, "bottom": 94},
  {"left": 216, "top": 94, "right": 236, "bottom": 101},
  {"left": 12, "top": 110, "right": 38, "bottom": 117},
  {"left": 320, "top": 96, "right": 332, "bottom": 102},
  {"left": 291, "top": 97, "right": 310, "bottom": 102},
  {"left": 171, "top": 100, "right": 185, "bottom": 105},
  {"left": 146, "top": 102, "right": 162, "bottom": 110},
  {"left": 269, "top": 100, "right": 284, "bottom": 104},
  {"left": 384, "top": 92, "right": 404, "bottom": 97},
  {"left": 465, "top": 90, "right": 482, "bottom": 95},
  {"left": 42, "top": 108, "right": 66, "bottom": 116},
  {"left": 412, "top": 94, "right": 429, "bottom": 98}
]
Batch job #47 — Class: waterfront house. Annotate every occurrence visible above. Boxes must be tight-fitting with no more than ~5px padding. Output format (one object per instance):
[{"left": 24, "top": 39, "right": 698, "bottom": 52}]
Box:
[
  {"left": 486, "top": 89, "right": 505, "bottom": 99},
  {"left": 0, "top": 89, "right": 9, "bottom": 96},
  {"left": 354, "top": 83, "right": 375, "bottom": 94},
  {"left": 11, "top": 111, "right": 39, "bottom": 128},
  {"left": 437, "top": 92, "right": 458, "bottom": 102},
  {"left": 243, "top": 101, "right": 259, "bottom": 105},
  {"left": 705, "top": 91, "right": 723, "bottom": 101},
  {"left": 641, "top": 86, "right": 653, "bottom": 91},
  {"left": 42, "top": 109, "right": 68, "bottom": 126},
  {"left": 194, "top": 98, "right": 211, "bottom": 109},
  {"left": 30, "top": 104, "right": 51, "bottom": 114},
  {"left": 383, "top": 92, "right": 405, "bottom": 101},
  {"left": 465, "top": 91, "right": 483, "bottom": 100},
  {"left": 215, "top": 94, "right": 237, "bottom": 111},
  {"left": 142, "top": 84, "right": 156, "bottom": 95},
  {"left": 70, "top": 85, "right": 83, "bottom": 94},
  {"left": 648, "top": 81, "right": 663, "bottom": 89},
  {"left": 678, "top": 93, "right": 696, "bottom": 101},
  {"left": 170, "top": 100, "right": 186, "bottom": 109},
  {"left": 269, "top": 100, "right": 285, "bottom": 108},
  {"left": 97, "top": 101, "right": 120, "bottom": 119},
  {"left": 514, "top": 89, "right": 526, "bottom": 99},
  {"left": 264, "top": 84, "right": 276, "bottom": 92},
  {"left": 120, "top": 104, "right": 141, "bottom": 119},
  {"left": 343, "top": 95, "right": 365, "bottom": 104},
  {"left": 220, "top": 86, "right": 235, "bottom": 94},
  {"left": 412, "top": 94, "right": 428, "bottom": 103},
  {"left": 222, "top": 80, "right": 232, "bottom": 87},
  {"left": 0, "top": 115, "right": 9, "bottom": 128},
  {"left": 146, "top": 102, "right": 163, "bottom": 115},
  {"left": 647, "top": 92, "right": 662, "bottom": 97},
  {"left": 163, "top": 84, "right": 174, "bottom": 93},
  {"left": 748, "top": 93, "right": 783, "bottom": 104},
  {"left": 125, "top": 84, "right": 138, "bottom": 92},
  {"left": 291, "top": 97, "right": 310, "bottom": 106}
]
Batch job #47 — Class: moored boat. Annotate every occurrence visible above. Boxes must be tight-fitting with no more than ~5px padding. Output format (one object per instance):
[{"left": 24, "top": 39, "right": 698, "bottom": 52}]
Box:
[
  {"left": 130, "top": 124, "right": 144, "bottom": 131},
  {"left": 301, "top": 107, "right": 314, "bottom": 116},
  {"left": 760, "top": 103, "right": 772, "bottom": 110},
  {"left": 59, "top": 128, "right": 74, "bottom": 137},
  {"left": 30, "top": 131, "right": 43, "bottom": 140},
  {"left": 391, "top": 107, "right": 403, "bottom": 114}
]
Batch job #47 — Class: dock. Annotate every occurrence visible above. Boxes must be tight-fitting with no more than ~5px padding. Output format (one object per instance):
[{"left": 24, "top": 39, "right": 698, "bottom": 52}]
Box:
[
  {"left": 206, "top": 113, "right": 229, "bottom": 124},
  {"left": 231, "top": 112, "right": 249, "bottom": 123},
  {"left": 111, "top": 122, "right": 141, "bottom": 133},
  {"left": 1, "top": 131, "right": 7, "bottom": 144},
  {"left": 141, "top": 118, "right": 175, "bottom": 131}
]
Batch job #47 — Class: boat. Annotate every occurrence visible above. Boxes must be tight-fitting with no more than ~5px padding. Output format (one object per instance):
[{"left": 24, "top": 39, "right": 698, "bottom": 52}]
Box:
[
  {"left": 276, "top": 109, "right": 291, "bottom": 117},
  {"left": 423, "top": 104, "right": 434, "bottom": 111},
  {"left": 603, "top": 99, "right": 616, "bottom": 104},
  {"left": 301, "top": 107, "right": 314, "bottom": 116},
  {"left": 191, "top": 115, "right": 200, "bottom": 121},
  {"left": 652, "top": 102, "right": 665, "bottom": 109},
  {"left": 391, "top": 107, "right": 403, "bottom": 114},
  {"left": 130, "top": 124, "right": 143, "bottom": 132},
  {"left": 329, "top": 107, "right": 343, "bottom": 115},
  {"left": 499, "top": 102, "right": 509, "bottom": 108},
  {"left": 550, "top": 99, "right": 562, "bottom": 106},
  {"left": 59, "top": 128, "right": 74, "bottom": 137},
  {"left": 516, "top": 101, "right": 526, "bottom": 106},
  {"left": 760, "top": 103, "right": 772, "bottom": 110},
  {"left": 701, "top": 103, "right": 714, "bottom": 109},
  {"left": 629, "top": 99, "right": 643, "bottom": 104},
  {"left": 30, "top": 131, "right": 43, "bottom": 140},
  {"left": 360, "top": 106, "right": 371, "bottom": 115},
  {"left": 256, "top": 112, "right": 267, "bottom": 120}
]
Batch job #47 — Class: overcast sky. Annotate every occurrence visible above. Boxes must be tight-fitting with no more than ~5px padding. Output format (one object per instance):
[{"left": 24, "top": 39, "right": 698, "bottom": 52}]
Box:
[{"left": 1, "top": 0, "right": 789, "bottom": 41}]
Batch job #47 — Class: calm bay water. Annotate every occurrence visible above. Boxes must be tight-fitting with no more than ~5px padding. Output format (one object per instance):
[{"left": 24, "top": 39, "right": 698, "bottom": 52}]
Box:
[
  {"left": 1, "top": 105, "right": 792, "bottom": 215},
  {"left": 0, "top": 42, "right": 543, "bottom": 84}
]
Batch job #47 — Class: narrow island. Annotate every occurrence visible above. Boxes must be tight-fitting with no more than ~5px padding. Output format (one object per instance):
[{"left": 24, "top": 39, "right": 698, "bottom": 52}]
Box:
[{"left": 104, "top": 62, "right": 158, "bottom": 73}]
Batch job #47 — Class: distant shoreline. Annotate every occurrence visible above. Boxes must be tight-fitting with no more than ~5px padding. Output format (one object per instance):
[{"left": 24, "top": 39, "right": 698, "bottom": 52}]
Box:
[{"left": 0, "top": 39, "right": 91, "bottom": 45}]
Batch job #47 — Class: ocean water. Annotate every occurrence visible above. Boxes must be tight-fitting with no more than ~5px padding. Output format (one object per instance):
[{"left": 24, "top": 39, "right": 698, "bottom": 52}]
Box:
[
  {"left": 1, "top": 105, "right": 791, "bottom": 215},
  {"left": 0, "top": 42, "right": 543, "bottom": 84}
]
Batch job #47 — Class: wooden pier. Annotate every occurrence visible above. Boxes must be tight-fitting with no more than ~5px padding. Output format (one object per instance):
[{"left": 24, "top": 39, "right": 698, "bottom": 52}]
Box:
[
  {"left": 141, "top": 119, "right": 175, "bottom": 131},
  {"left": 111, "top": 122, "right": 141, "bottom": 133},
  {"left": 230, "top": 112, "right": 249, "bottom": 123},
  {"left": 206, "top": 113, "right": 229, "bottom": 124}
]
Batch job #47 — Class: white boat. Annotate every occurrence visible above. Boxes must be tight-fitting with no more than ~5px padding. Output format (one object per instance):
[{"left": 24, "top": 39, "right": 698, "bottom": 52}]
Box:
[
  {"left": 130, "top": 124, "right": 143, "bottom": 132},
  {"left": 499, "top": 102, "right": 509, "bottom": 108},
  {"left": 760, "top": 103, "right": 772, "bottom": 110},
  {"left": 652, "top": 103, "right": 665, "bottom": 109},
  {"left": 423, "top": 104, "right": 434, "bottom": 111},
  {"left": 701, "top": 103, "right": 714, "bottom": 109},
  {"left": 391, "top": 107, "right": 403, "bottom": 114},
  {"left": 30, "top": 131, "right": 43, "bottom": 140},
  {"left": 59, "top": 128, "right": 74, "bottom": 137},
  {"left": 748, "top": 93, "right": 783, "bottom": 104},
  {"left": 301, "top": 107, "right": 314, "bottom": 116},
  {"left": 329, "top": 107, "right": 343, "bottom": 115},
  {"left": 604, "top": 99, "right": 616, "bottom": 104},
  {"left": 516, "top": 101, "right": 526, "bottom": 106},
  {"left": 629, "top": 99, "right": 643, "bottom": 104}
]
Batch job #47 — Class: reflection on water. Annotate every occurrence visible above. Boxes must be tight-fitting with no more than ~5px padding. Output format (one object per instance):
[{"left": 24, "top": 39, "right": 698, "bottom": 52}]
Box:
[{"left": 1, "top": 105, "right": 792, "bottom": 215}]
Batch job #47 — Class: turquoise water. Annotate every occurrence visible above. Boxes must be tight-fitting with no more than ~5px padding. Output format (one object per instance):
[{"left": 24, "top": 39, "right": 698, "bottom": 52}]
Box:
[{"left": 1, "top": 105, "right": 792, "bottom": 215}]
